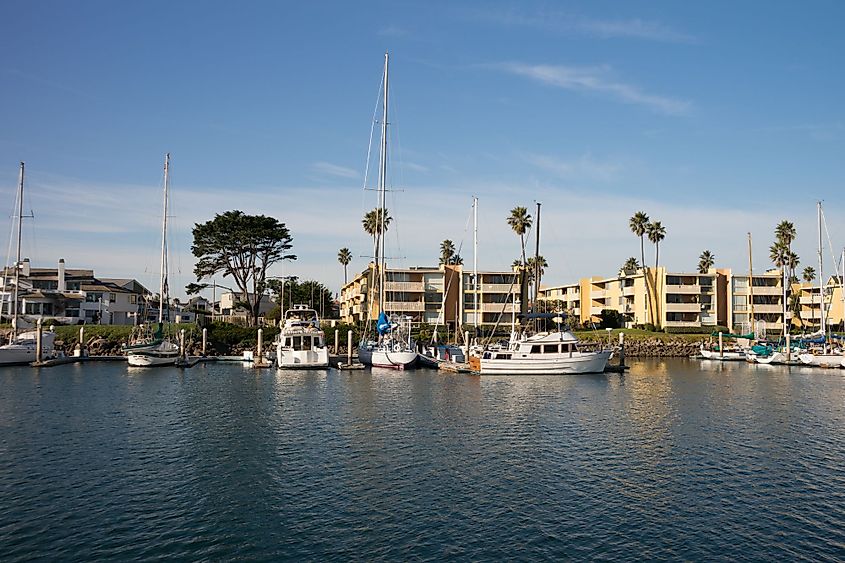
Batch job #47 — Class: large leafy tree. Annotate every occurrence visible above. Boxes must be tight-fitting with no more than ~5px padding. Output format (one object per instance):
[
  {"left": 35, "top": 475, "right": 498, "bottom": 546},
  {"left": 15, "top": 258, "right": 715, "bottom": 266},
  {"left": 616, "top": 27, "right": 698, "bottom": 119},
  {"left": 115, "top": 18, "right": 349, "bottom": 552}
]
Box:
[
  {"left": 191, "top": 210, "right": 296, "bottom": 326},
  {"left": 506, "top": 206, "right": 532, "bottom": 267},
  {"left": 698, "top": 250, "right": 715, "bottom": 273},
  {"left": 337, "top": 247, "right": 352, "bottom": 284}
]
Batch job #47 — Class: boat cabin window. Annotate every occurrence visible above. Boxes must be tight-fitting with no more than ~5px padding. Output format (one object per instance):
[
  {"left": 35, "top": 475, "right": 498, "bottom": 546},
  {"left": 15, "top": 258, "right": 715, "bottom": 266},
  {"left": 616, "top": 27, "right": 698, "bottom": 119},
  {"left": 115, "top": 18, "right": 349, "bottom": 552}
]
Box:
[
  {"left": 531, "top": 345, "right": 543, "bottom": 354},
  {"left": 543, "top": 344, "right": 559, "bottom": 354},
  {"left": 288, "top": 336, "right": 312, "bottom": 351}
]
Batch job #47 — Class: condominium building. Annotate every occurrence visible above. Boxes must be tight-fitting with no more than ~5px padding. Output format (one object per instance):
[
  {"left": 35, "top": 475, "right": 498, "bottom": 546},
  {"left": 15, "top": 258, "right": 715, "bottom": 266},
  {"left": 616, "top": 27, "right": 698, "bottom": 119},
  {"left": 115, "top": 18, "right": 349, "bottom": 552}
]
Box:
[
  {"left": 726, "top": 269, "right": 785, "bottom": 334},
  {"left": 339, "top": 263, "right": 521, "bottom": 332},
  {"left": 539, "top": 268, "right": 724, "bottom": 329},
  {"left": 792, "top": 277, "right": 844, "bottom": 331}
]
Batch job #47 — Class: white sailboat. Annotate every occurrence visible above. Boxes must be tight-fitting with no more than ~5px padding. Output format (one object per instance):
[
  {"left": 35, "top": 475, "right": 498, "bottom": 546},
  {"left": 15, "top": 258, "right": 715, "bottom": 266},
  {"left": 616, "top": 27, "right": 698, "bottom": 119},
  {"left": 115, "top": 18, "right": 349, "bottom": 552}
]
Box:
[
  {"left": 0, "top": 162, "right": 56, "bottom": 366},
  {"left": 799, "top": 202, "right": 843, "bottom": 367},
  {"left": 275, "top": 304, "right": 329, "bottom": 368},
  {"left": 357, "top": 51, "right": 417, "bottom": 370},
  {"left": 126, "top": 154, "right": 180, "bottom": 367}
]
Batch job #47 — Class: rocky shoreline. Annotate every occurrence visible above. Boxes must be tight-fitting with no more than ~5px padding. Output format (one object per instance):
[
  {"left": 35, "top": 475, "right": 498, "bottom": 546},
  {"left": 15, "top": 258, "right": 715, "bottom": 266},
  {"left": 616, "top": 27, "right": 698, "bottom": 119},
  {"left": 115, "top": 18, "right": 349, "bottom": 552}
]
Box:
[{"left": 580, "top": 336, "right": 703, "bottom": 358}]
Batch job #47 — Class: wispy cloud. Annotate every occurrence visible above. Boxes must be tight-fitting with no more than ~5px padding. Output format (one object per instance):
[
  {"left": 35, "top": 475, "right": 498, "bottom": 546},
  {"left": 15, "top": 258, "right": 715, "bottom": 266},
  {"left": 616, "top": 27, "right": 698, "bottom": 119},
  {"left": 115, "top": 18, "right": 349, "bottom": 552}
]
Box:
[
  {"left": 378, "top": 25, "right": 409, "bottom": 38},
  {"left": 492, "top": 62, "right": 692, "bottom": 116},
  {"left": 522, "top": 153, "right": 626, "bottom": 182},
  {"left": 468, "top": 8, "right": 695, "bottom": 43},
  {"left": 311, "top": 161, "right": 359, "bottom": 179}
]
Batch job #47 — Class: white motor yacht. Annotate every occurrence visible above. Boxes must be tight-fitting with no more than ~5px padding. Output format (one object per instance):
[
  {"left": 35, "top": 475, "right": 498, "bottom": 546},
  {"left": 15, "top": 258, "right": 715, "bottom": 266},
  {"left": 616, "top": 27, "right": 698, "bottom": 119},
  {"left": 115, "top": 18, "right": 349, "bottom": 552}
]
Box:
[
  {"left": 275, "top": 305, "right": 329, "bottom": 369},
  {"left": 475, "top": 329, "right": 612, "bottom": 375}
]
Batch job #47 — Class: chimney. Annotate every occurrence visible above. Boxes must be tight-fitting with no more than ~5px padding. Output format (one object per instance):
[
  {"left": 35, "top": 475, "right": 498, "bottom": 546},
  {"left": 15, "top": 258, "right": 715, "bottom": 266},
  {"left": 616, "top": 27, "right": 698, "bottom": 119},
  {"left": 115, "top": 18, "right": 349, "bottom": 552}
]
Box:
[
  {"left": 21, "top": 258, "right": 30, "bottom": 277},
  {"left": 58, "top": 258, "right": 66, "bottom": 292}
]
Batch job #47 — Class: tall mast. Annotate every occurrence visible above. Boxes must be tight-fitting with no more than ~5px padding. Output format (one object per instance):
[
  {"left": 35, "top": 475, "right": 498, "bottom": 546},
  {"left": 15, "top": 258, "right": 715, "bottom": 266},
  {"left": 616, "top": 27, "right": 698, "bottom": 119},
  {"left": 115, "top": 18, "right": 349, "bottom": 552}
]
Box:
[
  {"left": 377, "top": 51, "right": 389, "bottom": 313},
  {"left": 11, "top": 162, "right": 24, "bottom": 337},
  {"left": 159, "top": 153, "right": 170, "bottom": 324},
  {"left": 747, "top": 232, "right": 754, "bottom": 334},
  {"left": 533, "top": 202, "right": 541, "bottom": 306},
  {"left": 817, "top": 201, "right": 825, "bottom": 346},
  {"left": 473, "top": 196, "right": 478, "bottom": 335}
]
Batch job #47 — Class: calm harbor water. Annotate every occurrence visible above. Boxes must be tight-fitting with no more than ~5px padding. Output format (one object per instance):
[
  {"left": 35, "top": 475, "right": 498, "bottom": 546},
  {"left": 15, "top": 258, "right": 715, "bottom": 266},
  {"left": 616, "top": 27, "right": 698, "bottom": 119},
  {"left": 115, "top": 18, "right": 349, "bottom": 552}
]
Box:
[{"left": 1, "top": 359, "right": 845, "bottom": 561}]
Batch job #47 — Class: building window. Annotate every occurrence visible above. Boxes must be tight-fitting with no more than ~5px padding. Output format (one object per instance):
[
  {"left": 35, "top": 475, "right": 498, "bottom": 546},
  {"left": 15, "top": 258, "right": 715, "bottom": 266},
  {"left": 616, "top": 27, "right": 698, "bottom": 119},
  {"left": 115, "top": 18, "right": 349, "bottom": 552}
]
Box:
[
  {"left": 130, "top": 294, "right": 137, "bottom": 304},
  {"left": 110, "top": 293, "right": 116, "bottom": 303}
]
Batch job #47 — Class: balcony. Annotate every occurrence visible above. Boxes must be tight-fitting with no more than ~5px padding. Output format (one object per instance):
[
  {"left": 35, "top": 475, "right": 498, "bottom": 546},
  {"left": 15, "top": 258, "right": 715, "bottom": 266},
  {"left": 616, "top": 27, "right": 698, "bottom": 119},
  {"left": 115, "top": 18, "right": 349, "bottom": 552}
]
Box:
[
  {"left": 481, "top": 302, "right": 518, "bottom": 313},
  {"left": 383, "top": 301, "right": 424, "bottom": 312},
  {"left": 590, "top": 289, "right": 607, "bottom": 298},
  {"left": 800, "top": 296, "right": 819, "bottom": 305},
  {"left": 753, "top": 304, "right": 783, "bottom": 314},
  {"left": 664, "top": 284, "right": 700, "bottom": 294},
  {"left": 481, "top": 283, "right": 516, "bottom": 293},
  {"left": 623, "top": 286, "right": 636, "bottom": 296},
  {"left": 751, "top": 285, "right": 781, "bottom": 296},
  {"left": 384, "top": 281, "right": 424, "bottom": 292},
  {"left": 664, "top": 302, "right": 701, "bottom": 313}
]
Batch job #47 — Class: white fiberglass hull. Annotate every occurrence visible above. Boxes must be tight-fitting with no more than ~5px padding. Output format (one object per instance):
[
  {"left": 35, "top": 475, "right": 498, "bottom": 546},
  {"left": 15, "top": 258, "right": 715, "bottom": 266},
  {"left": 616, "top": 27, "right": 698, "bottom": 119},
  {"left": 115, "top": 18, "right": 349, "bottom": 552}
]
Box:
[
  {"left": 0, "top": 331, "right": 56, "bottom": 366},
  {"left": 127, "top": 341, "right": 179, "bottom": 367},
  {"left": 798, "top": 352, "right": 844, "bottom": 368},
  {"left": 277, "top": 346, "right": 329, "bottom": 369},
  {"left": 358, "top": 344, "right": 417, "bottom": 370},
  {"left": 700, "top": 348, "right": 745, "bottom": 361},
  {"left": 480, "top": 350, "right": 612, "bottom": 375}
]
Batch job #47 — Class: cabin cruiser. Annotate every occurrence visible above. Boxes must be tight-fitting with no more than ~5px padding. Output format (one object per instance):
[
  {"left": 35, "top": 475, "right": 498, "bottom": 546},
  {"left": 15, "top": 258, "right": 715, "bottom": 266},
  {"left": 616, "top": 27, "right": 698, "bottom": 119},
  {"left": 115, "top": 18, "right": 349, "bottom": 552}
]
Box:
[
  {"left": 474, "top": 328, "right": 612, "bottom": 375},
  {"left": 0, "top": 329, "right": 56, "bottom": 366},
  {"left": 275, "top": 305, "right": 329, "bottom": 369}
]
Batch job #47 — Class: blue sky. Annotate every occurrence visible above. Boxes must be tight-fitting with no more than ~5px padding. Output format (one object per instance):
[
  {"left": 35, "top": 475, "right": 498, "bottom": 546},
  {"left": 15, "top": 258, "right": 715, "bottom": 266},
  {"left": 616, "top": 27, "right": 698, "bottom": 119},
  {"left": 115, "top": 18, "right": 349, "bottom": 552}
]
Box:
[{"left": 1, "top": 1, "right": 844, "bottom": 298}]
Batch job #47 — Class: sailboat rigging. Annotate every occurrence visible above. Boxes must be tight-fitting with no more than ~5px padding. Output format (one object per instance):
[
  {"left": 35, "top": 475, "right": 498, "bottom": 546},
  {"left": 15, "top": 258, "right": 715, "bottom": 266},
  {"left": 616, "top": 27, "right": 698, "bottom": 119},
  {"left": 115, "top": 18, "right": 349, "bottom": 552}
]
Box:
[
  {"left": 357, "top": 52, "right": 417, "bottom": 370},
  {"left": 125, "top": 153, "right": 180, "bottom": 367}
]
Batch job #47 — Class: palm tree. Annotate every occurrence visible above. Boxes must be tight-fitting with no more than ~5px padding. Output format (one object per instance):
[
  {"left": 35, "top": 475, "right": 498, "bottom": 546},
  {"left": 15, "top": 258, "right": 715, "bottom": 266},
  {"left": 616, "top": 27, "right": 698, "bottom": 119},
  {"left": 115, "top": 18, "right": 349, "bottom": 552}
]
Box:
[
  {"left": 769, "top": 241, "right": 788, "bottom": 270},
  {"left": 788, "top": 292, "right": 803, "bottom": 329},
  {"left": 337, "top": 247, "right": 352, "bottom": 284},
  {"left": 362, "top": 208, "right": 392, "bottom": 258},
  {"left": 803, "top": 266, "right": 816, "bottom": 283},
  {"left": 506, "top": 206, "right": 532, "bottom": 267},
  {"left": 646, "top": 221, "right": 666, "bottom": 327},
  {"left": 629, "top": 211, "right": 650, "bottom": 273},
  {"left": 698, "top": 250, "right": 715, "bottom": 273},
  {"left": 524, "top": 255, "right": 548, "bottom": 283},
  {"left": 646, "top": 221, "right": 666, "bottom": 268},
  {"left": 775, "top": 220, "right": 798, "bottom": 280},
  {"left": 620, "top": 257, "right": 640, "bottom": 276},
  {"left": 439, "top": 239, "right": 456, "bottom": 265},
  {"left": 785, "top": 251, "right": 800, "bottom": 283}
]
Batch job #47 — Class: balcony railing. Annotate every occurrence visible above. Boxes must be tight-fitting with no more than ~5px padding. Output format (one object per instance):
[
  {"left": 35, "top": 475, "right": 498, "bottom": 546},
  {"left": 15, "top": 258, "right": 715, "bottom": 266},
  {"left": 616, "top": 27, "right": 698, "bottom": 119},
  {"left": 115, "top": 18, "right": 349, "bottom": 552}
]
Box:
[
  {"left": 384, "top": 281, "right": 424, "bottom": 292},
  {"left": 480, "top": 283, "right": 517, "bottom": 293},
  {"left": 383, "top": 301, "right": 424, "bottom": 311},
  {"left": 481, "top": 302, "right": 518, "bottom": 313},
  {"left": 664, "top": 302, "right": 701, "bottom": 313},
  {"left": 664, "top": 284, "right": 700, "bottom": 294}
]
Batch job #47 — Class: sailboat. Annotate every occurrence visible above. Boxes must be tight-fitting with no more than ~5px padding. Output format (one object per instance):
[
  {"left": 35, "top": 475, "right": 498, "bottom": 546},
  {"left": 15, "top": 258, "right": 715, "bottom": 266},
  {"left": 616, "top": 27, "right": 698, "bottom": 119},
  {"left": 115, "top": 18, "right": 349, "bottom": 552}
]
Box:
[
  {"left": 0, "top": 162, "right": 56, "bottom": 365},
  {"left": 799, "top": 202, "right": 844, "bottom": 367},
  {"left": 357, "top": 52, "right": 417, "bottom": 370},
  {"left": 125, "top": 154, "right": 180, "bottom": 367}
]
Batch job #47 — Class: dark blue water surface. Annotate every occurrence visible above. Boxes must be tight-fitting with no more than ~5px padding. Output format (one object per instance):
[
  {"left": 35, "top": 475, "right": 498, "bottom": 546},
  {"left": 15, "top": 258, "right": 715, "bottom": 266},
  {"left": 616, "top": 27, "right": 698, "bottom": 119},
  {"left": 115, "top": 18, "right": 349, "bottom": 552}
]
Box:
[{"left": 2, "top": 359, "right": 845, "bottom": 561}]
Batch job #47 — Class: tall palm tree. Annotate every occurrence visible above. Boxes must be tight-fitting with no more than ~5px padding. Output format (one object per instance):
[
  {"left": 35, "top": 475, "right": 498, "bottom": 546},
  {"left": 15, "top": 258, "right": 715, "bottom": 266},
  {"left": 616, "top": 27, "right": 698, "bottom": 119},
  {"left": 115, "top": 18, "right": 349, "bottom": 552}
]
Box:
[
  {"left": 803, "top": 266, "right": 816, "bottom": 283},
  {"left": 785, "top": 251, "right": 800, "bottom": 284},
  {"left": 769, "top": 241, "right": 788, "bottom": 270},
  {"left": 629, "top": 211, "right": 650, "bottom": 272},
  {"left": 337, "top": 247, "right": 352, "bottom": 284},
  {"left": 646, "top": 221, "right": 666, "bottom": 327},
  {"left": 524, "top": 255, "right": 548, "bottom": 283},
  {"left": 775, "top": 220, "right": 798, "bottom": 280},
  {"left": 620, "top": 257, "right": 640, "bottom": 276},
  {"left": 506, "top": 206, "right": 532, "bottom": 267},
  {"left": 439, "top": 239, "right": 456, "bottom": 265},
  {"left": 788, "top": 292, "right": 802, "bottom": 329},
  {"left": 362, "top": 208, "right": 392, "bottom": 256},
  {"left": 646, "top": 221, "right": 666, "bottom": 268},
  {"left": 698, "top": 250, "right": 715, "bottom": 273}
]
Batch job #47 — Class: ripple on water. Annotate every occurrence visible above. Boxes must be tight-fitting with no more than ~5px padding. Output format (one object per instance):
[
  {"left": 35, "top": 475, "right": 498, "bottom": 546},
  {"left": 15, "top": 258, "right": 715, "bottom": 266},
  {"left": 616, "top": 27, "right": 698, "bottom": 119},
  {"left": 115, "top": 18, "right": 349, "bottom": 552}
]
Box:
[{"left": 1, "top": 360, "right": 845, "bottom": 560}]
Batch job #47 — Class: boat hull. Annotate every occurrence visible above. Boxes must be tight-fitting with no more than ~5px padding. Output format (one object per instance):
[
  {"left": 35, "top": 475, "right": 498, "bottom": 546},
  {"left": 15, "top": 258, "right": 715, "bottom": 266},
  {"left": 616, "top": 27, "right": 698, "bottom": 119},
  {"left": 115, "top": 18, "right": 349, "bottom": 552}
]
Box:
[
  {"left": 798, "top": 353, "right": 844, "bottom": 368},
  {"left": 126, "top": 341, "right": 179, "bottom": 367},
  {"left": 700, "top": 348, "right": 745, "bottom": 361},
  {"left": 480, "top": 350, "right": 612, "bottom": 375},
  {"left": 276, "top": 347, "right": 329, "bottom": 369},
  {"left": 358, "top": 345, "right": 417, "bottom": 369},
  {"left": 0, "top": 331, "right": 56, "bottom": 366}
]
